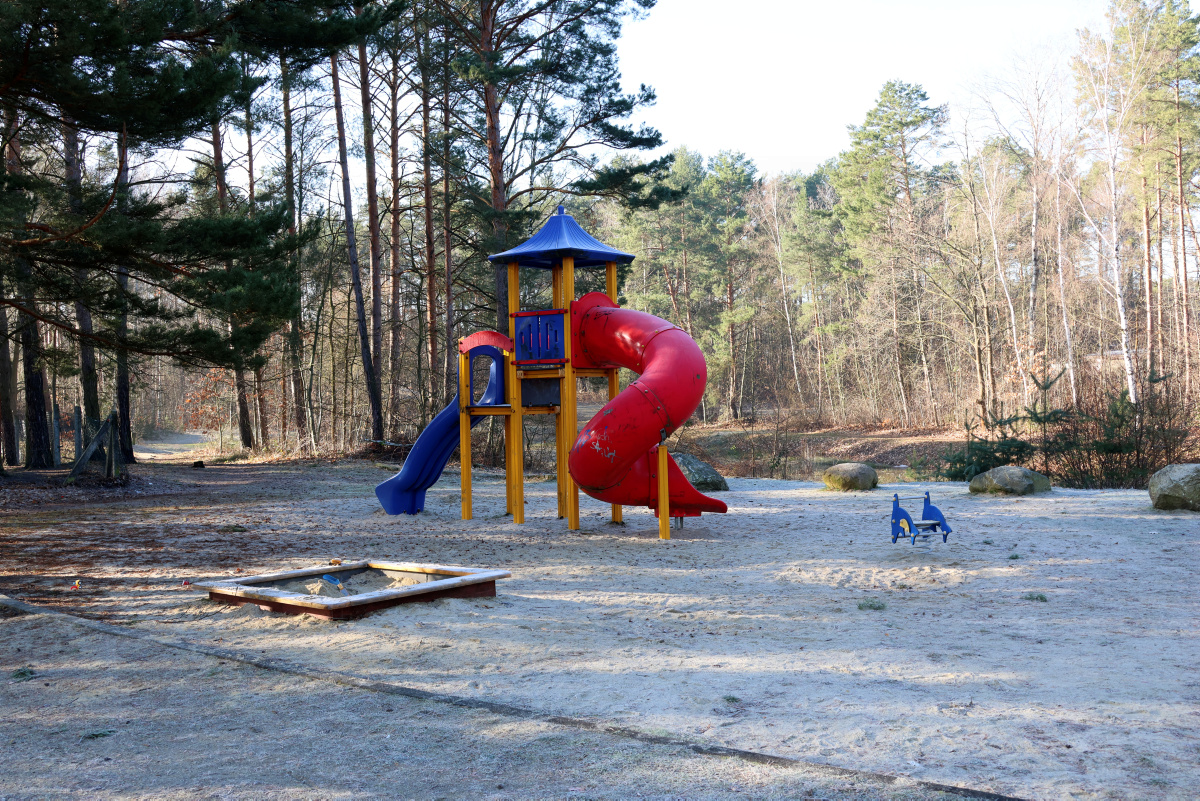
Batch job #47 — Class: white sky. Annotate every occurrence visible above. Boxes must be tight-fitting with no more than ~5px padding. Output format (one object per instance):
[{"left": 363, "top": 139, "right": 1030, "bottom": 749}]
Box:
[{"left": 617, "top": 0, "right": 1110, "bottom": 175}]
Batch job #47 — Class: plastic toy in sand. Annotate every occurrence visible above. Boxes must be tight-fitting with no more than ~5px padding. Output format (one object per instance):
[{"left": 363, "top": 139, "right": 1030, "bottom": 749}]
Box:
[
  {"left": 320, "top": 574, "right": 350, "bottom": 596},
  {"left": 890, "top": 492, "right": 952, "bottom": 545}
]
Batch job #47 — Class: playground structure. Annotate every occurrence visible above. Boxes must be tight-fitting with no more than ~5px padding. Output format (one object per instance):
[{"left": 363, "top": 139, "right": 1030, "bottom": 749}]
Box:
[
  {"left": 376, "top": 207, "right": 727, "bottom": 538},
  {"left": 890, "top": 492, "right": 952, "bottom": 545}
]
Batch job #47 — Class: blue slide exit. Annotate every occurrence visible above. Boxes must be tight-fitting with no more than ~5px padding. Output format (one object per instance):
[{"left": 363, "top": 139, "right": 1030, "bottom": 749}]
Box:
[{"left": 375, "top": 345, "right": 506, "bottom": 515}]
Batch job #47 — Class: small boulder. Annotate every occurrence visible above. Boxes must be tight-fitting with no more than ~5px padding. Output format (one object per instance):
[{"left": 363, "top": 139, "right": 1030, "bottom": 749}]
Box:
[
  {"left": 1149, "top": 464, "right": 1200, "bottom": 511},
  {"left": 822, "top": 462, "right": 878, "bottom": 491},
  {"left": 670, "top": 452, "right": 728, "bottom": 491},
  {"left": 968, "top": 465, "right": 1050, "bottom": 495}
]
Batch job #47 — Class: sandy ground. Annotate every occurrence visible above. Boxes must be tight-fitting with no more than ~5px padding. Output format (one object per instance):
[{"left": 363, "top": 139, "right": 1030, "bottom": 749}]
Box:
[
  {"left": 2, "top": 443, "right": 1199, "bottom": 800},
  {"left": 1, "top": 608, "right": 947, "bottom": 801}
]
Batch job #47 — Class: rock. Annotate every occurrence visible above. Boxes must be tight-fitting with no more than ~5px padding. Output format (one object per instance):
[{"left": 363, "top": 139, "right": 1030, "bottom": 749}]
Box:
[
  {"left": 670, "top": 452, "right": 728, "bottom": 491},
  {"left": 968, "top": 465, "right": 1051, "bottom": 495},
  {"left": 1149, "top": 464, "right": 1200, "bottom": 511},
  {"left": 192, "top": 460, "right": 205, "bottom": 469},
  {"left": 822, "top": 462, "right": 878, "bottom": 491}
]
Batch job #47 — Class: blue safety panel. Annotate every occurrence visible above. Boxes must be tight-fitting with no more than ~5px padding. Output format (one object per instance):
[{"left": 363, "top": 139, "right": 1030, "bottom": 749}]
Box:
[
  {"left": 489, "top": 206, "right": 635, "bottom": 269},
  {"left": 514, "top": 312, "right": 566, "bottom": 364}
]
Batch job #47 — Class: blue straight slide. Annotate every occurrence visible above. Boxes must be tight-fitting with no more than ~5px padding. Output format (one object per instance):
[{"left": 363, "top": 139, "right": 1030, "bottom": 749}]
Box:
[{"left": 375, "top": 345, "right": 506, "bottom": 515}]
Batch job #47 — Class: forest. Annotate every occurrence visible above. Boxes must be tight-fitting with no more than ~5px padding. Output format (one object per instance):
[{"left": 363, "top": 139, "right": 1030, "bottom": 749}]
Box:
[{"left": 2, "top": 0, "right": 1199, "bottom": 486}]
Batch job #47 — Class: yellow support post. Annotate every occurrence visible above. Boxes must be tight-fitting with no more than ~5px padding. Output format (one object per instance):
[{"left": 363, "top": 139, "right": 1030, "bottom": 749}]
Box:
[
  {"left": 657, "top": 443, "right": 670, "bottom": 540},
  {"left": 459, "top": 349, "right": 472, "bottom": 520},
  {"left": 507, "top": 261, "right": 524, "bottom": 524},
  {"left": 552, "top": 262, "right": 567, "bottom": 519},
  {"left": 604, "top": 260, "right": 622, "bottom": 525},
  {"left": 606, "top": 369, "right": 623, "bottom": 525},
  {"left": 562, "top": 256, "right": 580, "bottom": 530}
]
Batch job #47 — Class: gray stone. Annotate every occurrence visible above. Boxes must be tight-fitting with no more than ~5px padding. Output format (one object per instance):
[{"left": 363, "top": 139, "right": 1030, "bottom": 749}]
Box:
[
  {"left": 968, "top": 465, "right": 1051, "bottom": 495},
  {"left": 1149, "top": 463, "right": 1200, "bottom": 511},
  {"left": 670, "top": 452, "right": 728, "bottom": 491},
  {"left": 822, "top": 462, "right": 878, "bottom": 491}
]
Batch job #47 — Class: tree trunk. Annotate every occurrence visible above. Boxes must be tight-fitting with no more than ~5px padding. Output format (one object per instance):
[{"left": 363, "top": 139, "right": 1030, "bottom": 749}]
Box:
[
  {"left": 389, "top": 45, "right": 404, "bottom": 435},
  {"left": 480, "top": 6, "right": 510, "bottom": 331},
  {"left": 1054, "top": 173, "right": 1078, "bottom": 406},
  {"left": 912, "top": 267, "right": 937, "bottom": 427},
  {"left": 1179, "top": 142, "right": 1194, "bottom": 399},
  {"left": 1142, "top": 169, "right": 1154, "bottom": 375},
  {"left": 890, "top": 263, "right": 911, "bottom": 427},
  {"left": 1028, "top": 179, "right": 1039, "bottom": 349},
  {"left": 6, "top": 123, "right": 52, "bottom": 468},
  {"left": 726, "top": 280, "right": 738, "bottom": 420},
  {"left": 211, "top": 120, "right": 254, "bottom": 450},
  {"left": 254, "top": 365, "right": 270, "bottom": 448},
  {"left": 331, "top": 53, "right": 385, "bottom": 444},
  {"left": 1107, "top": 155, "right": 1138, "bottom": 403},
  {"left": 416, "top": 24, "right": 440, "bottom": 406},
  {"left": 0, "top": 302, "right": 17, "bottom": 465},
  {"left": 1176, "top": 85, "right": 1192, "bottom": 397},
  {"left": 356, "top": 17, "right": 384, "bottom": 390},
  {"left": 17, "top": 294, "right": 53, "bottom": 469},
  {"left": 442, "top": 30, "right": 455, "bottom": 403},
  {"left": 61, "top": 120, "right": 103, "bottom": 439},
  {"left": 280, "top": 53, "right": 311, "bottom": 452}
]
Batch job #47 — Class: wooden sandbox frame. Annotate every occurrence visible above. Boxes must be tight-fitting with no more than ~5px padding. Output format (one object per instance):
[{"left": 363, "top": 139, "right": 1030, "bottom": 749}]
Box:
[{"left": 196, "top": 560, "right": 511, "bottom": 619}]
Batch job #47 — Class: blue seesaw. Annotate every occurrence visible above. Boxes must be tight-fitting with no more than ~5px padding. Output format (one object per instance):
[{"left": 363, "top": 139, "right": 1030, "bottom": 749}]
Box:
[{"left": 890, "top": 492, "right": 952, "bottom": 545}]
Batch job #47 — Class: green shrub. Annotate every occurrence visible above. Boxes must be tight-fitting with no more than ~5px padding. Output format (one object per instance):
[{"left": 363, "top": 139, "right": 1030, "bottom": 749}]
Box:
[
  {"left": 1023, "top": 592, "right": 1048, "bottom": 602},
  {"left": 858, "top": 598, "right": 886, "bottom": 611},
  {"left": 941, "top": 436, "right": 1034, "bottom": 482}
]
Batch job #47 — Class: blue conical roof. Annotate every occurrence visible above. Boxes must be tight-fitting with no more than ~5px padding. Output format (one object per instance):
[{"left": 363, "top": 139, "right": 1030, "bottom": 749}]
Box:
[{"left": 488, "top": 206, "right": 635, "bottom": 269}]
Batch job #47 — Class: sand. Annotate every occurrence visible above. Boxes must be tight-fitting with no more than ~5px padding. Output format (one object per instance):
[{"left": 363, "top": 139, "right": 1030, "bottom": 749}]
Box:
[
  {"left": 2, "top": 610, "right": 946, "bottom": 800},
  {"left": 270, "top": 570, "right": 424, "bottom": 598},
  {"left": 3, "top": 456, "right": 1199, "bottom": 799}
]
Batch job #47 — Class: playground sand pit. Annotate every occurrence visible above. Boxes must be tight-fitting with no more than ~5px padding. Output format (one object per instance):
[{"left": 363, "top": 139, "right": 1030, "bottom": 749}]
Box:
[
  {"left": 272, "top": 569, "right": 423, "bottom": 597},
  {"left": 3, "top": 455, "right": 1199, "bottom": 799},
  {"left": 199, "top": 562, "right": 509, "bottom": 617}
]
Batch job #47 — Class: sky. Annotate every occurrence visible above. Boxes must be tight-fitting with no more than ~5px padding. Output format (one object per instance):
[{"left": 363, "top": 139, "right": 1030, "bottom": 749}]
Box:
[{"left": 617, "top": 0, "right": 1111, "bottom": 175}]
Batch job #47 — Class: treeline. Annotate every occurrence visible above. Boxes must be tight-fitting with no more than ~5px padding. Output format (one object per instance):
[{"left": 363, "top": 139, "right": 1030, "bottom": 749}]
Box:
[
  {"left": 3, "top": 0, "right": 1199, "bottom": 471},
  {"left": 600, "top": 0, "right": 1200, "bottom": 440},
  {"left": 0, "top": 0, "right": 664, "bottom": 468}
]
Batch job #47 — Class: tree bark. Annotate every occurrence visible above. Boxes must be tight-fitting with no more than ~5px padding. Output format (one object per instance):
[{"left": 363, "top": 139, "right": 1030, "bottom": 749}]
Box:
[
  {"left": 1178, "top": 134, "right": 1193, "bottom": 398},
  {"left": 1142, "top": 168, "right": 1154, "bottom": 375},
  {"left": 211, "top": 120, "right": 254, "bottom": 450},
  {"left": 280, "top": 53, "right": 312, "bottom": 452},
  {"left": 388, "top": 44, "right": 404, "bottom": 435},
  {"left": 114, "top": 137, "right": 135, "bottom": 463},
  {"left": 416, "top": 23, "right": 440, "bottom": 405},
  {"left": 331, "top": 53, "right": 385, "bottom": 444},
  {"left": 1106, "top": 151, "right": 1138, "bottom": 403},
  {"left": 61, "top": 120, "right": 102, "bottom": 439},
  {"left": 480, "top": 6, "right": 510, "bottom": 331},
  {"left": 442, "top": 30, "right": 455, "bottom": 404},
  {"left": 356, "top": 14, "right": 384, "bottom": 391},
  {"left": 8, "top": 114, "right": 52, "bottom": 468},
  {"left": 1054, "top": 173, "right": 1078, "bottom": 406},
  {"left": 0, "top": 302, "right": 17, "bottom": 465}
]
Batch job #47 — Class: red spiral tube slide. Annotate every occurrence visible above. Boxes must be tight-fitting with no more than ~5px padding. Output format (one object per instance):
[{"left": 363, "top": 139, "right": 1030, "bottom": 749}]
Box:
[{"left": 567, "top": 292, "right": 727, "bottom": 516}]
